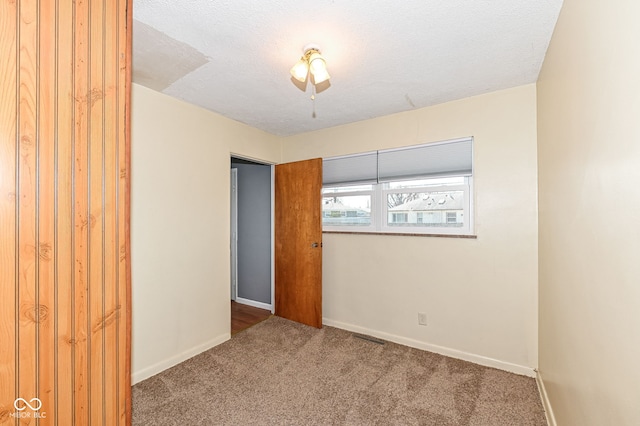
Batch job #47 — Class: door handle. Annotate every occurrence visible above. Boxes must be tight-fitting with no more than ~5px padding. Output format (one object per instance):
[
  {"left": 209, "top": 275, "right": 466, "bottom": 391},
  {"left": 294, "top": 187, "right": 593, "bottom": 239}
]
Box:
[{"left": 311, "top": 242, "right": 322, "bottom": 248}]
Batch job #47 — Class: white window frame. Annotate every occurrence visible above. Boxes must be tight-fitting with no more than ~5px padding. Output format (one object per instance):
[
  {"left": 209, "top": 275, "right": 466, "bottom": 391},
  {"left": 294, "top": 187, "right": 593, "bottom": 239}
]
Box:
[
  {"left": 322, "top": 137, "right": 474, "bottom": 236},
  {"left": 377, "top": 178, "right": 472, "bottom": 235},
  {"left": 322, "top": 177, "right": 473, "bottom": 236},
  {"left": 322, "top": 187, "right": 376, "bottom": 232}
]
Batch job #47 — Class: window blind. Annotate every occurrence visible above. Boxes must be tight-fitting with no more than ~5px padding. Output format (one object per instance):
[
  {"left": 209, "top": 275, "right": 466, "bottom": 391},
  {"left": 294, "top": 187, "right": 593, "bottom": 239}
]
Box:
[
  {"left": 377, "top": 137, "right": 473, "bottom": 181},
  {"left": 322, "top": 151, "right": 378, "bottom": 186},
  {"left": 322, "top": 137, "right": 473, "bottom": 186}
]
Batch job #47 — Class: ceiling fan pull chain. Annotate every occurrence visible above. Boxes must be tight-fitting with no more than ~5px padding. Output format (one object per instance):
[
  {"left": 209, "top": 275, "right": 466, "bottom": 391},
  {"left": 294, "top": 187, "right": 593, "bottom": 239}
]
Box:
[{"left": 311, "top": 84, "right": 317, "bottom": 118}]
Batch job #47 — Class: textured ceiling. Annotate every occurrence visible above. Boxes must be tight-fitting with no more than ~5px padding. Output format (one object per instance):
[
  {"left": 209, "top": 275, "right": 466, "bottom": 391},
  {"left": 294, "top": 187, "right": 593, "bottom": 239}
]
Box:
[{"left": 133, "top": 0, "right": 563, "bottom": 137}]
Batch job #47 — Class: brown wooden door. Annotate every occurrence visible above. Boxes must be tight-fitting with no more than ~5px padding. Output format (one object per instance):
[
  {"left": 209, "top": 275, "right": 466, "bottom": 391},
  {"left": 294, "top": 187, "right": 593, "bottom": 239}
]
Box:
[{"left": 275, "top": 158, "right": 323, "bottom": 328}]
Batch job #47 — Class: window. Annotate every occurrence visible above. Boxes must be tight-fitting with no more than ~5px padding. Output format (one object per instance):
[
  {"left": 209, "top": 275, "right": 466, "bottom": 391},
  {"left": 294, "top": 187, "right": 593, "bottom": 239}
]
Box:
[
  {"left": 391, "top": 213, "right": 408, "bottom": 223},
  {"left": 322, "top": 184, "right": 373, "bottom": 227},
  {"left": 322, "top": 138, "right": 473, "bottom": 235}
]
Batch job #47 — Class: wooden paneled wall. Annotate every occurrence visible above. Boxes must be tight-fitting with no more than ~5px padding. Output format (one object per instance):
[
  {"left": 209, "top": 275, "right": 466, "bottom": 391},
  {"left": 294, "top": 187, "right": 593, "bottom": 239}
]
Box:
[{"left": 0, "top": 1, "right": 131, "bottom": 424}]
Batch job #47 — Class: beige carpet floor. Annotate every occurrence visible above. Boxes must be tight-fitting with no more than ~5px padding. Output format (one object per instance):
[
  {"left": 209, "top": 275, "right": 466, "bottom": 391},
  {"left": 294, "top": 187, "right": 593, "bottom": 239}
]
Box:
[{"left": 132, "top": 316, "right": 547, "bottom": 425}]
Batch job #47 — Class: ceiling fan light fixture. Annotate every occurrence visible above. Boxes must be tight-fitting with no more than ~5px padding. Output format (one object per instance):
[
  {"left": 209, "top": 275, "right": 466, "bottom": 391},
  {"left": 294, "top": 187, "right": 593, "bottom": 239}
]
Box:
[{"left": 290, "top": 45, "right": 330, "bottom": 86}]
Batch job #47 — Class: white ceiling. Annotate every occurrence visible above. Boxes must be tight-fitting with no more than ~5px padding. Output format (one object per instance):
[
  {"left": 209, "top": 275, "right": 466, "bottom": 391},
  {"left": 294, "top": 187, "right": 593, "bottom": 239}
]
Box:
[{"left": 133, "top": 0, "right": 563, "bottom": 137}]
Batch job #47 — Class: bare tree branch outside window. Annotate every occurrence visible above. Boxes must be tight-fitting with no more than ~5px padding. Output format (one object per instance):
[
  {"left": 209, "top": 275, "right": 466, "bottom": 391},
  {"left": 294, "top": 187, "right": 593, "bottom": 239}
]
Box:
[{"left": 387, "top": 193, "right": 420, "bottom": 208}]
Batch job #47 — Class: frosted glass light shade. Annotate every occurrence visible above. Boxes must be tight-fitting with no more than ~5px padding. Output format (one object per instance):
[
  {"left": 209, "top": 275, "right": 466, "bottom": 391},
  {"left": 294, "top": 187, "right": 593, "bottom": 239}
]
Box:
[
  {"left": 290, "top": 58, "right": 309, "bottom": 82},
  {"left": 311, "top": 67, "right": 330, "bottom": 84},
  {"left": 308, "top": 52, "right": 330, "bottom": 84}
]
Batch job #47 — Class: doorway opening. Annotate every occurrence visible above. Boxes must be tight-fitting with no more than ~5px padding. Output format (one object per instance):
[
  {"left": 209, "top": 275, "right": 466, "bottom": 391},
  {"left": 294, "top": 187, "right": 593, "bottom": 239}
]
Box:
[{"left": 230, "top": 156, "right": 274, "bottom": 334}]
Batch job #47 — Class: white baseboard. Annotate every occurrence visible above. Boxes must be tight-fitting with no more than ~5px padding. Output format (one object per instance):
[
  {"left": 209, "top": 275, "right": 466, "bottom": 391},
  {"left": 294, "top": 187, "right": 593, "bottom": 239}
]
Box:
[
  {"left": 536, "top": 371, "right": 557, "bottom": 426},
  {"left": 322, "top": 318, "right": 536, "bottom": 378},
  {"left": 132, "top": 332, "right": 230, "bottom": 384},
  {"left": 235, "top": 297, "right": 272, "bottom": 312}
]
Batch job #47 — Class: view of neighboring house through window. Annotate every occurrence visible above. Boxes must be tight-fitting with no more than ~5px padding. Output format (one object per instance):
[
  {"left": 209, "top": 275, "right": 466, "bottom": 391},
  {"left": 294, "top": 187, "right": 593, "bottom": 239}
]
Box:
[
  {"left": 322, "top": 138, "right": 473, "bottom": 235},
  {"left": 322, "top": 184, "right": 372, "bottom": 226}
]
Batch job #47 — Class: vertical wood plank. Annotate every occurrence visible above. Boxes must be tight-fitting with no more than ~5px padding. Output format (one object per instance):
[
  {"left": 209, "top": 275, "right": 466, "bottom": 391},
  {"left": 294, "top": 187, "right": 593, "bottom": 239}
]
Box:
[
  {"left": 73, "top": 0, "right": 91, "bottom": 423},
  {"left": 55, "top": 1, "right": 76, "bottom": 424},
  {"left": 88, "top": 0, "right": 106, "bottom": 423},
  {"left": 38, "top": 0, "right": 58, "bottom": 423},
  {"left": 17, "top": 0, "right": 39, "bottom": 414},
  {"left": 102, "top": 0, "right": 119, "bottom": 421},
  {"left": 0, "top": 0, "right": 18, "bottom": 422}
]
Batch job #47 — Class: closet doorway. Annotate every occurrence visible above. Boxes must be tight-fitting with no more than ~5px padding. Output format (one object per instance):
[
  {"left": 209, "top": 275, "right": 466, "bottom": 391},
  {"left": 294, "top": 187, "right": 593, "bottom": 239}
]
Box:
[{"left": 230, "top": 157, "right": 273, "bottom": 334}]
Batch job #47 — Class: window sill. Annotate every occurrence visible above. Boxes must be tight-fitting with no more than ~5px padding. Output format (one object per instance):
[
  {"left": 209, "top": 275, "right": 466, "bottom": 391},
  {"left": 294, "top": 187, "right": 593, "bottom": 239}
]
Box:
[{"left": 322, "top": 231, "right": 477, "bottom": 239}]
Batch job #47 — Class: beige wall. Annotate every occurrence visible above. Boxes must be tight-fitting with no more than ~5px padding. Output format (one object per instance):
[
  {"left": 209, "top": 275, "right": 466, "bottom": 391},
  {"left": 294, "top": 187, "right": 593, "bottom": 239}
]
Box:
[
  {"left": 537, "top": 0, "right": 640, "bottom": 424},
  {"left": 130, "top": 84, "right": 280, "bottom": 383},
  {"left": 282, "top": 84, "right": 539, "bottom": 374},
  {"left": 131, "top": 83, "right": 540, "bottom": 379}
]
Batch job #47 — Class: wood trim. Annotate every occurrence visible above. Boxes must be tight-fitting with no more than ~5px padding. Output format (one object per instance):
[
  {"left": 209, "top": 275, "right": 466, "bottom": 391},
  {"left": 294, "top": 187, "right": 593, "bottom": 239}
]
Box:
[
  {"left": 123, "top": 0, "right": 133, "bottom": 422},
  {"left": 536, "top": 371, "right": 557, "bottom": 426}
]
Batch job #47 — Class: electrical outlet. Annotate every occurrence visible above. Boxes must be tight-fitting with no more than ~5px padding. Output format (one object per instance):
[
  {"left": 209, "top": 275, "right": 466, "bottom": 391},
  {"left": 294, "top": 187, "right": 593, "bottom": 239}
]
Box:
[{"left": 418, "top": 312, "right": 427, "bottom": 326}]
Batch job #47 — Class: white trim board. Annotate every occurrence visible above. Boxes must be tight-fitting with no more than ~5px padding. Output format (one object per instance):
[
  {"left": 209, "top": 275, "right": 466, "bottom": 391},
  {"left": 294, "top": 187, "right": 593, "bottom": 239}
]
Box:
[
  {"left": 235, "top": 297, "right": 272, "bottom": 312},
  {"left": 536, "top": 371, "right": 557, "bottom": 426},
  {"left": 132, "top": 332, "right": 230, "bottom": 384},
  {"left": 322, "top": 318, "right": 536, "bottom": 378}
]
